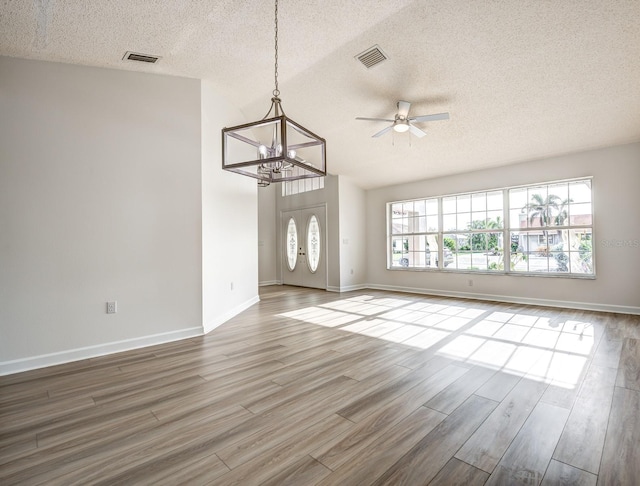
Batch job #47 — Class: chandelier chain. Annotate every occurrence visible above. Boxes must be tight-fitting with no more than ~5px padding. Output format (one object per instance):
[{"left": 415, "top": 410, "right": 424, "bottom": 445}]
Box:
[{"left": 273, "top": 0, "right": 280, "bottom": 98}]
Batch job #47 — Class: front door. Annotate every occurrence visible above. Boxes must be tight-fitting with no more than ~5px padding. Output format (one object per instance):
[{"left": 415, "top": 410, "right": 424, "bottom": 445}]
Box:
[{"left": 282, "top": 206, "right": 327, "bottom": 289}]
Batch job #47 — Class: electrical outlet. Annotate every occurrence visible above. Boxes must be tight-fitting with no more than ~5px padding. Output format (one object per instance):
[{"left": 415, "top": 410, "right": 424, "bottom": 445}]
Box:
[
  {"left": 468, "top": 279, "right": 473, "bottom": 287},
  {"left": 230, "top": 282, "right": 234, "bottom": 291},
  {"left": 106, "top": 301, "right": 117, "bottom": 314}
]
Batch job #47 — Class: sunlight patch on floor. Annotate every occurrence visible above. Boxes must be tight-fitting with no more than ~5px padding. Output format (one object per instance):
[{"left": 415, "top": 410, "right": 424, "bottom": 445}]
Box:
[{"left": 277, "top": 294, "right": 596, "bottom": 389}]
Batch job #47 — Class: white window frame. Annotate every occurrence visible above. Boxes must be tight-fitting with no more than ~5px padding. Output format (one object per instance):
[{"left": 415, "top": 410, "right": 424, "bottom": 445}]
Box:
[
  {"left": 387, "top": 177, "right": 594, "bottom": 278},
  {"left": 388, "top": 198, "right": 440, "bottom": 269}
]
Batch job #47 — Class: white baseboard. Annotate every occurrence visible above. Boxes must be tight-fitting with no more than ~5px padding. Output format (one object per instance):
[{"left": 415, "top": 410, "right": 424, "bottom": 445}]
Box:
[
  {"left": 3, "top": 294, "right": 262, "bottom": 376},
  {"left": 0, "top": 327, "right": 203, "bottom": 376},
  {"left": 203, "top": 295, "right": 260, "bottom": 334},
  {"left": 365, "top": 283, "right": 640, "bottom": 315},
  {"left": 327, "top": 284, "right": 368, "bottom": 293},
  {"left": 259, "top": 280, "right": 281, "bottom": 287}
]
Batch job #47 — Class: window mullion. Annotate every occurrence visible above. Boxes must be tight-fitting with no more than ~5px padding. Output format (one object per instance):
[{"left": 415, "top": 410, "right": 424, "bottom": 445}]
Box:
[
  {"left": 438, "top": 197, "right": 443, "bottom": 269},
  {"left": 503, "top": 188, "right": 510, "bottom": 273}
]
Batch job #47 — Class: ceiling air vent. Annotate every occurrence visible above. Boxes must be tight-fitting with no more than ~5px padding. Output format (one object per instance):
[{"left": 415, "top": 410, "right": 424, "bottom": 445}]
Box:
[
  {"left": 355, "top": 45, "right": 388, "bottom": 69},
  {"left": 122, "top": 51, "right": 161, "bottom": 64}
]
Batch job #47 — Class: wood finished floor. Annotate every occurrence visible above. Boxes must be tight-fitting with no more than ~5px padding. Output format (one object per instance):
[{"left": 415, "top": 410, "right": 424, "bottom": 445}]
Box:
[{"left": 1, "top": 286, "right": 640, "bottom": 485}]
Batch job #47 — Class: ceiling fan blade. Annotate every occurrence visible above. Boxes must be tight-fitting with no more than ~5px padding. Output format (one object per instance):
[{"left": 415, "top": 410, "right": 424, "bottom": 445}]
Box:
[
  {"left": 372, "top": 126, "right": 393, "bottom": 138},
  {"left": 409, "top": 112, "right": 450, "bottom": 123},
  {"left": 356, "top": 117, "right": 395, "bottom": 122},
  {"left": 397, "top": 100, "right": 411, "bottom": 118},
  {"left": 408, "top": 124, "right": 427, "bottom": 138}
]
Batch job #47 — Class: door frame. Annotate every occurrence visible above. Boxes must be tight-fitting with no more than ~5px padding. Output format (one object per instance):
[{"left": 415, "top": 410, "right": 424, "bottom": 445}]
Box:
[{"left": 279, "top": 203, "right": 328, "bottom": 290}]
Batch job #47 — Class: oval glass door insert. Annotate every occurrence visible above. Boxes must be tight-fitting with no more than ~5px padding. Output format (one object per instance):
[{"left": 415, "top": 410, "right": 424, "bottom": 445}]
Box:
[
  {"left": 286, "top": 217, "right": 298, "bottom": 271},
  {"left": 307, "top": 214, "right": 321, "bottom": 273}
]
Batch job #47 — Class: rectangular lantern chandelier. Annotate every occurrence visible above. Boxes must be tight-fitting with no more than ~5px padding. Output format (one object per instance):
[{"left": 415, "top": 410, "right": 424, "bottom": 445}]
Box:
[
  {"left": 222, "top": 99, "right": 326, "bottom": 186},
  {"left": 221, "top": 0, "right": 326, "bottom": 187}
]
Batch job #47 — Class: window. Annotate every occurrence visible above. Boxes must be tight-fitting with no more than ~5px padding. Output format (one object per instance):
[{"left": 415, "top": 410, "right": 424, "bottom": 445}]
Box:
[
  {"left": 286, "top": 218, "right": 298, "bottom": 270},
  {"left": 442, "top": 191, "right": 504, "bottom": 271},
  {"left": 282, "top": 172, "right": 324, "bottom": 196},
  {"left": 306, "top": 215, "right": 321, "bottom": 272},
  {"left": 390, "top": 198, "right": 439, "bottom": 268},
  {"left": 509, "top": 179, "right": 593, "bottom": 274},
  {"left": 387, "top": 178, "right": 594, "bottom": 277}
]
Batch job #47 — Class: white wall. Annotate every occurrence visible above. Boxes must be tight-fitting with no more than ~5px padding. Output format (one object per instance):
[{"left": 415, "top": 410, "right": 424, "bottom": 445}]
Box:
[
  {"left": 0, "top": 58, "right": 262, "bottom": 374},
  {"left": 201, "top": 80, "right": 259, "bottom": 332},
  {"left": 258, "top": 183, "right": 278, "bottom": 285},
  {"left": 338, "top": 176, "right": 367, "bottom": 290},
  {"left": 0, "top": 57, "right": 203, "bottom": 372},
  {"left": 366, "top": 143, "right": 640, "bottom": 314}
]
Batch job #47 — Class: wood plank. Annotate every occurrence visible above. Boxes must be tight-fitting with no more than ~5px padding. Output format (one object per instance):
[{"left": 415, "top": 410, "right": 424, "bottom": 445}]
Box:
[
  {"left": 541, "top": 459, "right": 597, "bottom": 486},
  {"left": 591, "top": 338, "right": 623, "bottom": 369},
  {"left": 604, "top": 315, "right": 640, "bottom": 341},
  {"left": 260, "top": 455, "right": 332, "bottom": 486},
  {"left": 317, "top": 406, "right": 446, "bottom": 486},
  {"left": 428, "top": 457, "right": 490, "bottom": 486},
  {"left": 371, "top": 395, "right": 498, "bottom": 485},
  {"left": 257, "top": 375, "right": 358, "bottom": 419},
  {"left": 0, "top": 395, "right": 96, "bottom": 435},
  {"left": 0, "top": 405, "right": 249, "bottom": 484},
  {"left": 150, "top": 378, "right": 282, "bottom": 423},
  {"left": 335, "top": 355, "right": 454, "bottom": 423},
  {"left": 597, "top": 386, "right": 640, "bottom": 485},
  {"left": 136, "top": 452, "right": 229, "bottom": 486},
  {"left": 553, "top": 364, "right": 617, "bottom": 473},
  {"left": 213, "top": 414, "right": 353, "bottom": 485},
  {"left": 474, "top": 370, "right": 522, "bottom": 402},
  {"left": 455, "top": 377, "right": 548, "bottom": 473},
  {"left": 216, "top": 376, "right": 363, "bottom": 469},
  {"left": 36, "top": 409, "right": 160, "bottom": 450},
  {"left": 615, "top": 338, "right": 640, "bottom": 390},
  {"left": 243, "top": 352, "right": 380, "bottom": 414},
  {"left": 539, "top": 380, "right": 581, "bottom": 409},
  {"left": 90, "top": 442, "right": 229, "bottom": 486},
  {"left": 342, "top": 348, "right": 413, "bottom": 382},
  {"left": 0, "top": 390, "right": 49, "bottom": 414},
  {"left": 0, "top": 434, "right": 37, "bottom": 464},
  {"left": 485, "top": 401, "right": 570, "bottom": 485},
  {"left": 312, "top": 364, "right": 468, "bottom": 471},
  {"left": 267, "top": 347, "right": 373, "bottom": 387},
  {"left": 425, "top": 365, "right": 496, "bottom": 414},
  {"left": 0, "top": 413, "right": 157, "bottom": 484}
]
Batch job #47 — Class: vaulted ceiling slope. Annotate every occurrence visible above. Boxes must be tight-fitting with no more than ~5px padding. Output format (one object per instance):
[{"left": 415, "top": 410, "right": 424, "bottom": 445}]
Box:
[{"left": 2, "top": 0, "right": 639, "bottom": 189}]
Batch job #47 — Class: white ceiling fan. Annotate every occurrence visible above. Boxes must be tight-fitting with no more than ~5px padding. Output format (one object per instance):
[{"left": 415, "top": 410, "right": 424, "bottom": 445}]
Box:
[{"left": 356, "top": 100, "right": 449, "bottom": 138}]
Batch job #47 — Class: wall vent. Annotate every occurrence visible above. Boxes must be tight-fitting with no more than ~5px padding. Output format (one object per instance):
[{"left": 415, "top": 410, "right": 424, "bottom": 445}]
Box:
[
  {"left": 355, "top": 45, "right": 388, "bottom": 69},
  {"left": 122, "top": 51, "right": 161, "bottom": 64}
]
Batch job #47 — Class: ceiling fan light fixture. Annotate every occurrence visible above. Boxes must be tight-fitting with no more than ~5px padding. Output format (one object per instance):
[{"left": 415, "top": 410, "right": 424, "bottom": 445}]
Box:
[
  {"left": 357, "top": 100, "right": 449, "bottom": 138},
  {"left": 221, "top": 0, "right": 326, "bottom": 186},
  {"left": 393, "top": 120, "right": 410, "bottom": 133}
]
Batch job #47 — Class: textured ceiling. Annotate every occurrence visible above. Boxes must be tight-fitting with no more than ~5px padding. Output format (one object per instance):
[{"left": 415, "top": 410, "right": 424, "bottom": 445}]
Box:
[{"left": 2, "top": 0, "right": 639, "bottom": 189}]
